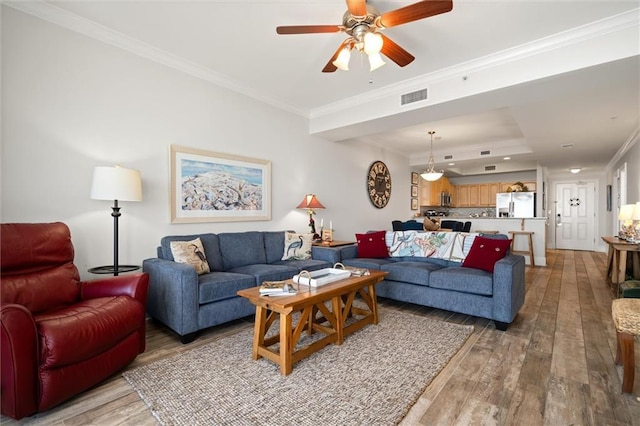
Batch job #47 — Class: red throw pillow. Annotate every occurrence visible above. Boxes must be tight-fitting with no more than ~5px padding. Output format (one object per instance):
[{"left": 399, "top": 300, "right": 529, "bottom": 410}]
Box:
[
  {"left": 462, "top": 236, "right": 511, "bottom": 273},
  {"left": 355, "top": 231, "right": 388, "bottom": 258}
]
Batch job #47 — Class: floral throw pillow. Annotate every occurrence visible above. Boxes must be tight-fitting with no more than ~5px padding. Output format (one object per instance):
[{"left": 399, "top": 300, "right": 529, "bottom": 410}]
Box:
[
  {"left": 282, "top": 232, "right": 313, "bottom": 260},
  {"left": 170, "top": 238, "right": 211, "bottom": 275}
]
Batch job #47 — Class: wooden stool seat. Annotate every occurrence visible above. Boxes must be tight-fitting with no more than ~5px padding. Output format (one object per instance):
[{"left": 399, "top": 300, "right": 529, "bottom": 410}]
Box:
[
  {"left": 508, "top": 231, "right": 535, "bottom": 266},
  {"left": 612, "top": 298, "right": 640, "bottom": 393},
  {"left": 477, "top": 230, "right": 499, "bottom": 234}
]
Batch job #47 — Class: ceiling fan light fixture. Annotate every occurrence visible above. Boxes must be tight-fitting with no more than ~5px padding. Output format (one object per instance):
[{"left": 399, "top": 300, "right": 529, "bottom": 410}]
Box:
[
  {"left": 332, "top": 47, "right": 351, "bottom": 71},
  {"left": 420, "top": 130, "right": 443, "bottom": 182},
  {"left": 368, "top": 52, "right": 386, "bottom": 71},
  {"left": 363, "top": 31, "right": 383, "bottom": 54}
]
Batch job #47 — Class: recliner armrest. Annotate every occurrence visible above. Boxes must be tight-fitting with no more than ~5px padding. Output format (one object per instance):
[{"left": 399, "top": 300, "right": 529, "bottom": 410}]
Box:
[
  {"left": 1, "top": 304, "right": 39, "bottom": 420},
  {"left": 80, "top": 273, "right": 149, "bottom": 307}
]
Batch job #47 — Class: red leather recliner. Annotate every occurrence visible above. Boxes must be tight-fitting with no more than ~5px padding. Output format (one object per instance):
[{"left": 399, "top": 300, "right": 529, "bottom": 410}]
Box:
[{"left": 1, "top": 222, "right": 149, "bottom": 420}]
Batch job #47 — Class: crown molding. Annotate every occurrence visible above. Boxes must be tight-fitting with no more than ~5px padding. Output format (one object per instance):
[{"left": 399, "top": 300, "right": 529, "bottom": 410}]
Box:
[{"left": 3, "top": 0, "right": 308, "bottom": 118}]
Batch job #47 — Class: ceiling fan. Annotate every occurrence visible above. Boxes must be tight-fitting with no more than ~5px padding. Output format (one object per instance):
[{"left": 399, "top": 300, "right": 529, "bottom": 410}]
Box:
[{"left": 276, "top": 0, "right": 453, "bottom": 73}]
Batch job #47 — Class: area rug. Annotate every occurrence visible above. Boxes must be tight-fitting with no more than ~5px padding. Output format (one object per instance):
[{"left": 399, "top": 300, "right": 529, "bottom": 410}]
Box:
[{"left": 123, "top": 306, "right": 473, "bottom": 426}]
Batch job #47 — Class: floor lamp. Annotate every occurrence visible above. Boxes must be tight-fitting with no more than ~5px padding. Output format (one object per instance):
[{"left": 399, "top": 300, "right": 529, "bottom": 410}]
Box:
[{"left": 89, "top": 165, "right": 142, "bottom": 276}]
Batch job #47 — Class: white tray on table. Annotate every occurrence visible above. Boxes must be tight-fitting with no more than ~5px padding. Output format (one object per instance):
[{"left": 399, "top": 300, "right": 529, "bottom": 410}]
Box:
[{"left": 292, "top": 268, "right": 351, "bottom": 287}]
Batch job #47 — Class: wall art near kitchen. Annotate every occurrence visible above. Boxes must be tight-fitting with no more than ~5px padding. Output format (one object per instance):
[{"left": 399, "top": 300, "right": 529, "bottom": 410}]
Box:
[{"left": 170, "top": 145, "right": 271, "bottom": 223}]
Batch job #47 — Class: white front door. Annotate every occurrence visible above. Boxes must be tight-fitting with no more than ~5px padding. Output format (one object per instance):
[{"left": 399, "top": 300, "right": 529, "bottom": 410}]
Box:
[{"left": 555, "top": 182, "right": 595, "bottom": 250}]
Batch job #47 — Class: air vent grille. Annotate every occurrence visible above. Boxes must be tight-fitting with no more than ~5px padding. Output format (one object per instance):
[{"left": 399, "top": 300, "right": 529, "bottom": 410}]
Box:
[
  {"left": 561, "top": 144, "right": 574, "bottom": 149},
  {"left": 444, "top": 154, "right": 453, "bottom": 160},
  {"left": 480, "top": 150, "right": 491, "bottom": 156},
  {"left": 401, "top": 88, "right": 428, "bottom": 105},
  {"left": 485, "top": 165, "right": 496, "bottom": 171}
]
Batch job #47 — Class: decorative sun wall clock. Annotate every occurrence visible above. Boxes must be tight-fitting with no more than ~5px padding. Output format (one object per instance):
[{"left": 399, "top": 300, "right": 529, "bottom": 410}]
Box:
[{"left": 367, "top": 161, "right": 391, "bottom": 208}]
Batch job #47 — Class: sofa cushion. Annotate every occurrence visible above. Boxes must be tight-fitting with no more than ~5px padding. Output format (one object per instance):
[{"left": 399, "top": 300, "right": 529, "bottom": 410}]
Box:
[
  {"left": 282, "top": 232, "right": 313, "bottom": 260},
  {"left": 218, "top": 232, "right": 266, "bottom": 270},
  {"left": 170, "top": 238, "right": 210, "bottom": 275},
  {"left": 355, "top": 231, "right": 388, "bottom": 258},
  {"left": 228, "top": 264, "right": 298, "bottom": 285},
  {"left": 198, "top": 272, "right": 257, "bottom": 304},
  {"left": 264, "top": 231, "right": 286, "bottom": 264},
  {"left": 429, "top": 267, "right": 494, "bottom": 296},
  {"left": 381, "top": 261, "right": 444, "bottom": 287},
  {"left": 342, "top": 258, "right": 394, "bottom": 270},
  {"left": 462, "top": 236, "right": 512, "bottom": 273},
  {"left": 35, "top": 296, "right": 144, "bottom": 368}
]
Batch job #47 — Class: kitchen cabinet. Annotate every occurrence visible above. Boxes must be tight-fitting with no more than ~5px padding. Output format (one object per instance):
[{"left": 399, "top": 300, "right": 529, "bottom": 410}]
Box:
[
  {"left": 420, "top": 176, "right": 452, "bottom": 207},
  {"left": 468, "top": 184, "right": 479, "bottom": 206},
  {"left": 456, "top": 185, "right": 469, "bottom": 207},
  {"left": 479, "top": 182, "right": 500, "bottom": 206}
]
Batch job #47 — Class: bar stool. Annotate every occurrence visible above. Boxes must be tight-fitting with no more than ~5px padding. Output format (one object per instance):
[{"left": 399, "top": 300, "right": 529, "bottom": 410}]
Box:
[
  {"left": 508, "top": 231, "right": 535, "bottom": 266},
  {"left": 611, "top": 298, "right": 640, "bottom": 393}
]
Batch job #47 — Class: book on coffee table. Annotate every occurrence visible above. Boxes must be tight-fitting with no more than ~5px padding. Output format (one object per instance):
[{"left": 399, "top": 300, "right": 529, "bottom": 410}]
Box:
[{"left": 259, "top": 280, "right": 297, "bottom": 296}]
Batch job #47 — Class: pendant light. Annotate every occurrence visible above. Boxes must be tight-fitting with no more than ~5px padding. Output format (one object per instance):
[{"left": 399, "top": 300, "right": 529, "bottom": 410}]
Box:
[{"left": 420, "top": 131, "right": 444, "bottom": 181}]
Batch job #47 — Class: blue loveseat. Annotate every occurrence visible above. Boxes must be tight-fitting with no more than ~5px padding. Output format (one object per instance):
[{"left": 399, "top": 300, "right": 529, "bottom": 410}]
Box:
[
  {"left": 339, "top": 232, "right": 525, "bottom": 330},
  {"left": 142, "top": 231, "right": 341, "bottom": 343}
]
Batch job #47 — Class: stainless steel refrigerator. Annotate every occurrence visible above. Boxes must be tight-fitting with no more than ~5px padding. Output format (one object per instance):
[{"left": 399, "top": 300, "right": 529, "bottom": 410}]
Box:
[{"left": 496, "top": 192, "right": 535, "bottom": 218}]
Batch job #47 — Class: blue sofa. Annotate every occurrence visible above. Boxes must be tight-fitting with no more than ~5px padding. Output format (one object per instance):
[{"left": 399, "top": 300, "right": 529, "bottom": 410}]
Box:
[
  {"left": 339, "top": 232, "right": 525, "bottom": 330},
  {"left": 142, "top": 231, "right": 341, "bottom": 343}
]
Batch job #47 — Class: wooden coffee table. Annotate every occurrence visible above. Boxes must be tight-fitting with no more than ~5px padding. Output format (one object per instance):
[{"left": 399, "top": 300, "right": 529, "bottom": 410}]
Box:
[{"left": 237, "top": 270, "right": 387, "bottom": 375}]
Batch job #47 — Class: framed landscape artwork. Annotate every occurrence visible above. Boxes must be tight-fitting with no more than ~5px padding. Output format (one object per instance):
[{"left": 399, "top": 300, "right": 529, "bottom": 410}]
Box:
[{"left": 170, "top": 145, "right": 271, "bottom": 223}]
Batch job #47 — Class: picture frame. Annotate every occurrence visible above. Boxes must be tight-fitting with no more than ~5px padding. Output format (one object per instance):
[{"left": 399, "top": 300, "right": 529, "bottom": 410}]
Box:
[
  {"left": 411, "top": 172, "right": 419, "bottom": 185},
  {"left": 411, "top": 185, "right": 418, "bottom": 198},
  {"left": 170, "top": 145, "right": 271, "bottom": 223},
  {"left": 411, "top": 198, "right": 418, "bottom": 210},
  {"left": 606, "top": 184, "right": 612, "bottom": 212},
  {"left": 322, "top": 229, "right": 334, "bottom": 242}
]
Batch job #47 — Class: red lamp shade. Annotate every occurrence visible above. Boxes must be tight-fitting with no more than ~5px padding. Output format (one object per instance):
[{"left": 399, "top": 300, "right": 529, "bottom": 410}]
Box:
[{"left": 297, "top": 194, "right": 325, "bottom": 210}]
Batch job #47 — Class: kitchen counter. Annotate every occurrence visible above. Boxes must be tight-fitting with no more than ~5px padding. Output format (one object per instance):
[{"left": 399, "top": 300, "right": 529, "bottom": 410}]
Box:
[{"left": 464, "top": 217, "right": 547, "bottom": 266}]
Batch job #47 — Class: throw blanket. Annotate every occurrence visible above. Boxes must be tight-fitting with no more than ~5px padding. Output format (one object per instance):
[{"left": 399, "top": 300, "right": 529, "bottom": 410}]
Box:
[{"left": 386, "top": 231, "right": 479, "bottom": 262}]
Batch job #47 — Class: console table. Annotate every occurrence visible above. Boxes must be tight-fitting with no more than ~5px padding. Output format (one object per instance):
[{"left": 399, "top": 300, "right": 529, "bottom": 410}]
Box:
[{"left": 602, "top": 236, "right": 640, "bottom": 287}]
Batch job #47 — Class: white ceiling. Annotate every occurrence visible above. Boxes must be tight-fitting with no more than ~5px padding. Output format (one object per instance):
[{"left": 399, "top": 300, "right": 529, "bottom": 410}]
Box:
[{"left": 11, "top": 0, "right": 640, "bottom": 176}]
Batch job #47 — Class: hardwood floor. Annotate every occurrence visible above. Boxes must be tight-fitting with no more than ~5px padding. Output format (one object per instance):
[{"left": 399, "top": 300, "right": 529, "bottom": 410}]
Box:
[{"left": 2, "top": 249, "right": 639, "bottom": 425}]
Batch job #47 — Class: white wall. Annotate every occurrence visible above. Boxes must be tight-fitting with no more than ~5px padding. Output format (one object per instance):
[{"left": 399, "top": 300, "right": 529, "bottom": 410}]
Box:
[{"left": 1, "top": 7, "right": 410, "bottom": 279}]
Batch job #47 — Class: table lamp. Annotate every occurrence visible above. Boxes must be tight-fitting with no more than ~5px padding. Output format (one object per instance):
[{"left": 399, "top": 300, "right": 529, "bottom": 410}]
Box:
[
  {"left": 296, "top": 194, "right": 325, "bottom": 240},
  {"left": 90, "top": 165, "right": 142, "bottom": 275},
  {"left": 618, "top": 204, "right": 635, "bottom": 240},
  {"left": 631, "top": 202, "right": 640, "bottom": 243}
]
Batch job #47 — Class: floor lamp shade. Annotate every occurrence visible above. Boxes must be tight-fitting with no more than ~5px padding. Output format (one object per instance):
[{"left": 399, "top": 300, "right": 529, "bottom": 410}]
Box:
[
  {"left": 90, "top": 166, "right": 142, "bottom": 202},
  {"left": 90, "top": 165, "right": 142, "bottom": 276}
]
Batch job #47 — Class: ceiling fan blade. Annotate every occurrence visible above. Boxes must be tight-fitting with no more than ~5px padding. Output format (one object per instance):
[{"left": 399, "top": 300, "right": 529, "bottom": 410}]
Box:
[
  {"left": 380, "top": 34, "right": 415, "bottom": 67},
  {"left": 346, "top": 0, "right": 368, "bottom": 17},
  {"left": 276, "top": 25, "right": 342, "bottom": 35},
  {"left": 379, "top": 0, "right": 453, "bottom": 28},
  {"left": 322, "top": 41, "right": 351, "bottom": 73}
]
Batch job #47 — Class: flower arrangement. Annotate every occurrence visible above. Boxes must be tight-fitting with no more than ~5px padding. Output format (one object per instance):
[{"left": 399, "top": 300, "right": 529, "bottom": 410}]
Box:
[{"left": 507, "top": 182, "right": 529, "bottom": 192}]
